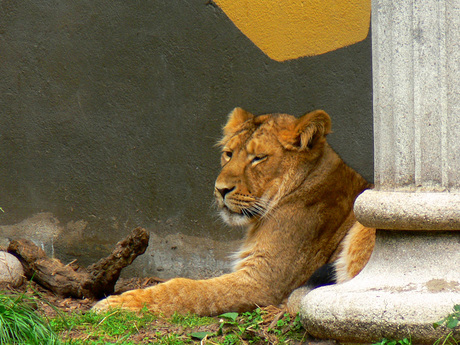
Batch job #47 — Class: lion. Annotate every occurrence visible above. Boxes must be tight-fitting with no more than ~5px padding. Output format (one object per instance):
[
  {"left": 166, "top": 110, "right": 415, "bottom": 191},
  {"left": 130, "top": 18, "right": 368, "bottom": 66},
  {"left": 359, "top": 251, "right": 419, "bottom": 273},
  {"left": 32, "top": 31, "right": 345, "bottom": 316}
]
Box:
[{"left": 93, "top": 108, "right": 375, "bottom": 316}]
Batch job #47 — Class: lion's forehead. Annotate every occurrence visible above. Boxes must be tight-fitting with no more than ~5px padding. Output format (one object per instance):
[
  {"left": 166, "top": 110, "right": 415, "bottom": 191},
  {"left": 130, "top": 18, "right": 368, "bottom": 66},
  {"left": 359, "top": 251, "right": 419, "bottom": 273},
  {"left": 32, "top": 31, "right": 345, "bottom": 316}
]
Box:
[
  {"left": 226, "top": 127, "right": 281, "bottom": 156},
  {"left": 245, "top": 131, "right": 280, "bottom": 154},
  {"left": 225, "top": 132, "right": 247, "bottom": 151}
]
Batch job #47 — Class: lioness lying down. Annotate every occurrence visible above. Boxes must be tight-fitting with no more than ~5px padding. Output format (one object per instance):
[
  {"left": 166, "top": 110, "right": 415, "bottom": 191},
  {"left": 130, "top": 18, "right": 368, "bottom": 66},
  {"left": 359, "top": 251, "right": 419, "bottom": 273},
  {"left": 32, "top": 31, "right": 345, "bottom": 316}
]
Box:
[{"left": 93, "top": 108, "right": 375, "bottom": 316}]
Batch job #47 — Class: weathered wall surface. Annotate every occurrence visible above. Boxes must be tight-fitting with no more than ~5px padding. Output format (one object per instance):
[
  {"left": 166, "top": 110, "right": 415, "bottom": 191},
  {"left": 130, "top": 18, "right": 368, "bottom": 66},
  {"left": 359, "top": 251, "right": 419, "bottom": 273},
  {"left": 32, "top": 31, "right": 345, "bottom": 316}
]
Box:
[{"left": 0, "top": 1, "right": 373, "bottom": 279}]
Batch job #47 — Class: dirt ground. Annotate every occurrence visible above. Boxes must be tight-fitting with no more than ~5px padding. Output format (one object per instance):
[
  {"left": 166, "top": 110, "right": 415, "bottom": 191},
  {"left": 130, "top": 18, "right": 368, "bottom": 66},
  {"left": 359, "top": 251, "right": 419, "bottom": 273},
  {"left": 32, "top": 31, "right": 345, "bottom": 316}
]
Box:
[
  {"left": 0, "top": 278, "right": 337, "bottom": 345},
  {"left": 0, "top": 277, "right": 165, "bottom": 317}
]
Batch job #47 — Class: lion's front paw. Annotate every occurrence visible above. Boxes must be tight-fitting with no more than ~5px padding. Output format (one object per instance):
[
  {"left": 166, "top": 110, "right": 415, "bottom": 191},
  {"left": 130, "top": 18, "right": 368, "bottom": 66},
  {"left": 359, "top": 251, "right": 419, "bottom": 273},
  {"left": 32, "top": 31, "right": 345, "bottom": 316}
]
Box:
[
  {"left": 92, "top": 295, "right": 126, "bottom": 313},
  {"left": 91, "top": 288, "right": 155, "bottom": 313}
]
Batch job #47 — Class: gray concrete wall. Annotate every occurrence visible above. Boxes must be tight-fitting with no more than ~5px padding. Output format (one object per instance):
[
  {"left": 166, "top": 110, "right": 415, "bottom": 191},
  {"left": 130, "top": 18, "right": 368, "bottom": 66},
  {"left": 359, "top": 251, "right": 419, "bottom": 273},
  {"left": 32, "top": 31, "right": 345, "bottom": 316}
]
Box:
[{"left": 0, "top": 1, "right": 373, "bottom": 279}]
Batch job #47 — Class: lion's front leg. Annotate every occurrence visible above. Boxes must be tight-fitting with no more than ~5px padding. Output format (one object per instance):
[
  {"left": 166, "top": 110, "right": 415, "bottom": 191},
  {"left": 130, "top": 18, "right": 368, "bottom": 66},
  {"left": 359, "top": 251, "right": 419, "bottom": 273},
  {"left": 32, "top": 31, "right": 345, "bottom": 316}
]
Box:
[{"left": 92, "top": 273, "right": 277, "bottom": 316}]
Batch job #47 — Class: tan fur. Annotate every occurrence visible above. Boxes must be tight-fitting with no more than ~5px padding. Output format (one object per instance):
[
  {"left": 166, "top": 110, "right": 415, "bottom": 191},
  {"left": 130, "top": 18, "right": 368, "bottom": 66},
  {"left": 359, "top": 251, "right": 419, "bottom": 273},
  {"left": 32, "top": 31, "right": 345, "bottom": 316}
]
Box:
[
  {"left": 93, "top": 108, "right": 375, "bottom": 316},
  {"left": 334, "top": 222, "right": 376, "bottom": 283}
]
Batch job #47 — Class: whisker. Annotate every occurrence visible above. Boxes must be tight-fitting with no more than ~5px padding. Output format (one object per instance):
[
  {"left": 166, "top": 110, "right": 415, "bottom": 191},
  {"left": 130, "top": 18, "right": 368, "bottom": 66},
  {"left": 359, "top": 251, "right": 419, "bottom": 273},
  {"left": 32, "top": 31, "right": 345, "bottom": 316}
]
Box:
[
  {"left": 241, "top": 208, "right": 251, "bottom": 218},
  {"left": 252, "top": 204, "right": 267, "bottom": 216},
  {"left": 255, "top": 196, "right": 278, "bottom": 221},
  {"left": 249, "top": 199, "right": 271, "bottom": 221},
  {"left": 219, "top": 192, "right": 281, "bottom": 223}
]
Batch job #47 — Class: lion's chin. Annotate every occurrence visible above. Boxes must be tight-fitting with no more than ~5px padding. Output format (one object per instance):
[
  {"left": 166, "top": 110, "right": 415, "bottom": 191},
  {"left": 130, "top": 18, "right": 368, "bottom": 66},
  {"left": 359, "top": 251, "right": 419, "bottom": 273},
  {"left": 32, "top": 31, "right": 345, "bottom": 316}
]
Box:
[{"left": 219, "top": 207, "right": 252, "bottom": 227}]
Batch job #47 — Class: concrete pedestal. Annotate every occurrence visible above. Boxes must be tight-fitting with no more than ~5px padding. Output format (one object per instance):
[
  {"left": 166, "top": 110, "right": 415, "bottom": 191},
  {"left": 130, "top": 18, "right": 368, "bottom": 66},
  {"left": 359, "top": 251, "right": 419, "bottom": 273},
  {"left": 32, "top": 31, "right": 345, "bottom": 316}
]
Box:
[
  {"left": 300, "top": 0, "right": 460, "bottom": 343},
  {"left": 302, "top": 231, "right": 460, "bottom": 343}
]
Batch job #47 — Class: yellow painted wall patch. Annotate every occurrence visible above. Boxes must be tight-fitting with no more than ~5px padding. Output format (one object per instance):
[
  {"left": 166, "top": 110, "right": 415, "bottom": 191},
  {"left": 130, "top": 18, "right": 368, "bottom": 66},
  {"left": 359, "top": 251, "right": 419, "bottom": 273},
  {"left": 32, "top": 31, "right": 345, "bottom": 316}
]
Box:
[{"left": 214, "top": 0, "right": 371, "bottom": 61}]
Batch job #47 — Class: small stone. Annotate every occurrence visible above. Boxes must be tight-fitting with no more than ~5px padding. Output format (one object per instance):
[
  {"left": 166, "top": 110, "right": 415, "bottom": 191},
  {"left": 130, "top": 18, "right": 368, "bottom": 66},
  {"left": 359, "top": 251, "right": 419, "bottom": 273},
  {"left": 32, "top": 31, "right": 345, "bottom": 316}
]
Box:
[
  {"left": 286, "top": 285, "right": 313, "bottom": 314},
  {"left": 0, "top": 251, "right": 24, "bottom": 287},
  {"left": 0, "top": 237, "right": 10, "bottom": 251}
]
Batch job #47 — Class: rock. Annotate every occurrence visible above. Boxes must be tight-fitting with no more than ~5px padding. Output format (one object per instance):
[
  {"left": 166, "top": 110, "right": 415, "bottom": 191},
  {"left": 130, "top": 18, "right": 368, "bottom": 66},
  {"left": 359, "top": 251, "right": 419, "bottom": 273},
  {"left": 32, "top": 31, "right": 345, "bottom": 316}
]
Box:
[
  {"left": 0, "top": 237, "right": 10, "bottom": 251},
  {"left": 0, "top": 251, "right": 24, "bottom": 287},
  {"left": 286, "top": 285, "right": 313, "bottom": 315}
]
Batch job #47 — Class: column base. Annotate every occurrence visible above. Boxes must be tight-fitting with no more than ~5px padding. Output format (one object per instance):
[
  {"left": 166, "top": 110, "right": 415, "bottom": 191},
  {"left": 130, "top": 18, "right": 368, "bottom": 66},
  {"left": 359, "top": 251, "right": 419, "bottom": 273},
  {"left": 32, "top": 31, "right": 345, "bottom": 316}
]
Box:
[
  {"left": 300, "top": 230, "right": 460, "bottom": 344},
  {"left": 354, "top": 190, "right": 460, "bottom": 230}
]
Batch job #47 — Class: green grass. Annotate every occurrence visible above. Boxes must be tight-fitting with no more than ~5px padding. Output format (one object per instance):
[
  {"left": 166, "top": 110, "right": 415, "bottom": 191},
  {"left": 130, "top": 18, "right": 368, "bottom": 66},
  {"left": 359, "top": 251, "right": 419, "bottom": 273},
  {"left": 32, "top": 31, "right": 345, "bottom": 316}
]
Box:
[
  {"left": 0, "top": 292, "right": 59, "bottom": 345},
  {"left": 51, "top": 303, "right": 459, "bottom": 345},
  {"left": 51, "top": 308, "right": 157, "bottom": 334},
  {"left": 168, "top": 312, "right": 215, "bottom": 328},
  {"left": 51, "top": 308, "right": 159, "bottom": 344},
  {"left": 47, "top": 306, "right": 306, "bottom": 344},
  {"left": 2, "top": 289, "right": 458, "bottom": 345}
]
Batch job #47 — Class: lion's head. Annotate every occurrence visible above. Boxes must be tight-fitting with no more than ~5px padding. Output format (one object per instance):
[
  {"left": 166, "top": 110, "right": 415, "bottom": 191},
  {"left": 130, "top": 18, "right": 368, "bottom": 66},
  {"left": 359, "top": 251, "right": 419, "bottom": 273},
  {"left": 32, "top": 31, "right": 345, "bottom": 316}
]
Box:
[{"left": 214, "top": 108, "right": 332, "bottom": 226}]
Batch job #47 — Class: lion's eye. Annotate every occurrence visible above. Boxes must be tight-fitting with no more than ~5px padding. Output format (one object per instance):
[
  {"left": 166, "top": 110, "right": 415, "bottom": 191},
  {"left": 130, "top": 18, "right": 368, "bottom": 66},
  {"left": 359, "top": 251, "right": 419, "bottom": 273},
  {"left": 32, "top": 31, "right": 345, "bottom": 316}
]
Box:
[
  {"left": 222, "top": 151, "right": 233, "bottom": 162},
  {"left": 251, "top": 155, "right": 268, "bottom": 165}
]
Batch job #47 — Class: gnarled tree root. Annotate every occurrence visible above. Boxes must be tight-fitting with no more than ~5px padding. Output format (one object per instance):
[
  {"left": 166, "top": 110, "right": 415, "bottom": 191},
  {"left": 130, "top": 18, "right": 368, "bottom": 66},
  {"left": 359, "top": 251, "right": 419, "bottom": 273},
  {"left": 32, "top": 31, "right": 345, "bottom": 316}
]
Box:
[{"left": 8, "top": 227, "right": 149, "bottom": 299}]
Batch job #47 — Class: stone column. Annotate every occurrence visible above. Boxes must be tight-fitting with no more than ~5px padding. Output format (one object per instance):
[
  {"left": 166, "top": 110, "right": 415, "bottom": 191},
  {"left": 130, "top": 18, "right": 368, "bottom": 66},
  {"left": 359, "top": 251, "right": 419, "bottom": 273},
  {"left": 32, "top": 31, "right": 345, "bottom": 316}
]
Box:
[{"left": 300, "top": 0, "right": 460, "bottom": 343}]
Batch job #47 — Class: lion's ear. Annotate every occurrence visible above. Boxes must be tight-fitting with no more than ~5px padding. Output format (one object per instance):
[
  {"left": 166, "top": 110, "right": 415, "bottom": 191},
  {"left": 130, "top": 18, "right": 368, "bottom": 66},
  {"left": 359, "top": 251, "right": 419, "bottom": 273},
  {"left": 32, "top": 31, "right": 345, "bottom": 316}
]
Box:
[
  {"left": 283, "top": 110, "right": 331, "bottom": 150},
  {"left": 223, "top": 107, "right": 254, "bottom": 136}
]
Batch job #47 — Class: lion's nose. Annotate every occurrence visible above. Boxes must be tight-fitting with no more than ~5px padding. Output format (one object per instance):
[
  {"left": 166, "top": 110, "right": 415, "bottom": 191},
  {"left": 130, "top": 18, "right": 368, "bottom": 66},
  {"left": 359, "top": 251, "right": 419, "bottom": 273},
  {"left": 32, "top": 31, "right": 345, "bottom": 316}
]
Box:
[{"left": 216, "top": 186, "right": 235, "bottom": 199}]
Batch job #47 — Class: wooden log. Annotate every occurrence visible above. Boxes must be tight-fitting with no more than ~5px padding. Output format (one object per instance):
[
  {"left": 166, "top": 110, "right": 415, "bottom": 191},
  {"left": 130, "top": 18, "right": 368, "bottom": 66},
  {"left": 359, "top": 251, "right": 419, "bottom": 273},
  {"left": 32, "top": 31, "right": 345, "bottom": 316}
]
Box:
[
  {"left": 8, "top": 227, "right": 149, "bottom": 299},
  {"left": 84, "top": 227, "right": 150, "bottom": 297}
]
